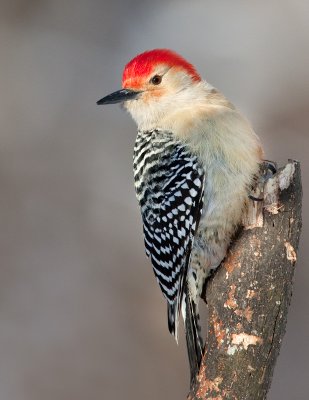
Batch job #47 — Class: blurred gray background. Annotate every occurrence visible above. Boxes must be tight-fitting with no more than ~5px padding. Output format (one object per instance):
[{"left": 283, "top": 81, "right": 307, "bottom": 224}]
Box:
[{"left": 0, "top": 1, "right": 308, "bottom": 399}]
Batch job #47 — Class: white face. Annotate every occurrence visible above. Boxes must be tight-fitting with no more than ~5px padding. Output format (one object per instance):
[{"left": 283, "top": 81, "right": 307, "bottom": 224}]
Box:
[{"left": 123, "top": 64, "right": 199, "bottom": 130}]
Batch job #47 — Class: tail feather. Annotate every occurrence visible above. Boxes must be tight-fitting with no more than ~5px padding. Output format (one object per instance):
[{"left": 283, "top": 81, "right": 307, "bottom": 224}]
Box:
[
  {"left": 184, "top": 285, "right": 203, "bottom": 386},
  {"left": 167, "top": 287, "right": 203, "bottom": 386},
  {"left": 167, "top": 301, "right": 180, "bottom": 344},
  {"left": 167, "top": 261, "right": 188, "bottom": 344}
]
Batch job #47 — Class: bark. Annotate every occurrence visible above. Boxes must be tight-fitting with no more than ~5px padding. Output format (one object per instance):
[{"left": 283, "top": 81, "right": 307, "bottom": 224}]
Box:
[{"left": 188, "top": 160, "right": 302, "bottom": 400}]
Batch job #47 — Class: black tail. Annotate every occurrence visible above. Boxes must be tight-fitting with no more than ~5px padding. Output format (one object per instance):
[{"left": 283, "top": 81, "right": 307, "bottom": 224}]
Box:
[
  {"left": 184, "top": 284, "right": 203, "bottom": 386},
  {"left": 167, "top": 302, "right": 177, "bottom": 338}
]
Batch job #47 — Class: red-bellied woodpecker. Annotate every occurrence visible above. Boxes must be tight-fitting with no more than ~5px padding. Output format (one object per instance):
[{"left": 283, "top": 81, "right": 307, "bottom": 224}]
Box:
[{"left": 97, "top": 49, "right": 263, "bottom": 383}]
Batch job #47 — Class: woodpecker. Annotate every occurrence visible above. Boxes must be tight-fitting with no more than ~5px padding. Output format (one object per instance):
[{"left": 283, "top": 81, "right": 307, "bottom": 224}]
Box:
[{"left": 97, "top": 49, "right": 263, "bottom": 383}]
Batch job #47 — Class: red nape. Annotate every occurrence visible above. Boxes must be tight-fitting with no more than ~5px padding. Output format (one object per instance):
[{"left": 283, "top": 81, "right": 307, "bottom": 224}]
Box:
[{"left": 122, "top": 49, "right": 201, "bottom": 88}]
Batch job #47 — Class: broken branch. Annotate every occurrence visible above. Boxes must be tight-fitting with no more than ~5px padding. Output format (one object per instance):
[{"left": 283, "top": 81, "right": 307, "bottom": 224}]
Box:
[{"left": 188, "top": 160, "right": 302, "bottom": 400}]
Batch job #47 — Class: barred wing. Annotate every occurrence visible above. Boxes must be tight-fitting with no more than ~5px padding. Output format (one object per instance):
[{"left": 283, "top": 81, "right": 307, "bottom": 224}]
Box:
[{"left": 141, "top": 143, "right": 205, "bottom": 304}]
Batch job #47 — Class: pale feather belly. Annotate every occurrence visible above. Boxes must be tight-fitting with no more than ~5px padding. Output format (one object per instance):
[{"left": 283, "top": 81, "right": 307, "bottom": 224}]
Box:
[{"left": 187, "top": 177, "right": 248, "bottom": 301}]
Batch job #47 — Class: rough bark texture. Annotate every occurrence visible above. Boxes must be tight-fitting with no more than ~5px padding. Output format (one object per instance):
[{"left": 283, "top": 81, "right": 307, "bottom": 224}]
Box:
[{"left": 188, "top": 160, "right": 302, "bottom": 400}]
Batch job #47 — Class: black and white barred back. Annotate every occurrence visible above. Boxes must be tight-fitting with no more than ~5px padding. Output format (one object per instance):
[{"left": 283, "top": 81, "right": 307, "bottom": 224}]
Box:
[{"left": 133, "top": 129, "right": 205, "bottom": 339}]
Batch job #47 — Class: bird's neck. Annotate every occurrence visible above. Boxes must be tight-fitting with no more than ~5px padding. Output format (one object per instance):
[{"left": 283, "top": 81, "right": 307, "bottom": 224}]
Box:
[{"left": 128, "top": 81, "right": 228, "bottom": 133}]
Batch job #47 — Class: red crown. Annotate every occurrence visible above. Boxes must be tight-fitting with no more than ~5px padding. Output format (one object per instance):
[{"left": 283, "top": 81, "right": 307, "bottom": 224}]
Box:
[{"left": 122, "top": 49, "right": 201, "bottom": 89}]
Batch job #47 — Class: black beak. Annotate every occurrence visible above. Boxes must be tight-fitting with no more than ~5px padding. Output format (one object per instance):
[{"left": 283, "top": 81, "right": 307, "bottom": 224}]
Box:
[{"left": 97, "top": 89, "right": 141, "bottom": 105}]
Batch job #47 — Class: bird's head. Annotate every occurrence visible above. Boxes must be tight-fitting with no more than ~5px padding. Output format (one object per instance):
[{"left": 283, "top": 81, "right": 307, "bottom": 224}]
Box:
[{"left": 97, "top": 49, "right": 203, "bottom": 130}]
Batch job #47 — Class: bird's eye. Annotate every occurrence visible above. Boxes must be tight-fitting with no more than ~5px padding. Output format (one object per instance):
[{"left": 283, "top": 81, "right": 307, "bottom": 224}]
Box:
[{"left": 150, "top": 75, "right": 162, "bottom": 85}]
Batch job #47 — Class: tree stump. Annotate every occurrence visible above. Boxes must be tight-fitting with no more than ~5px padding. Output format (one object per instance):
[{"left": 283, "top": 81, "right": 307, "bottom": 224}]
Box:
[{"left": 188, "top": 160, "right": 302, "bottom": 400}]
